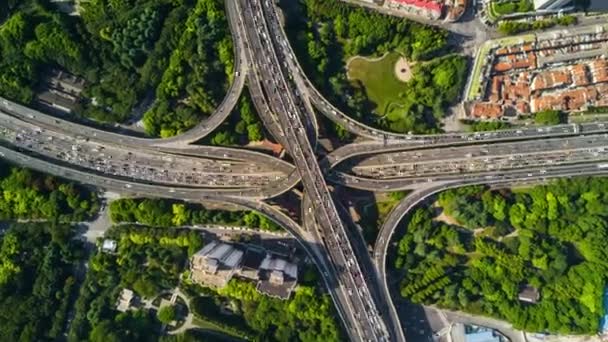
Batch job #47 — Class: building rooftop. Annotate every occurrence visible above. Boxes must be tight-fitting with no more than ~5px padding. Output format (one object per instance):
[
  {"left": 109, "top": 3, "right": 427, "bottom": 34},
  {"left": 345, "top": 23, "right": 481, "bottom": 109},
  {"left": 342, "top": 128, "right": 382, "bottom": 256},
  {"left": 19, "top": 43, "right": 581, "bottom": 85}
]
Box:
[
  {"left": 207, "top": 243, "right": 233, "bottom": 261},
  {"left": 466, "top": 25, "right": 608, "bottom": 120},
  {"left": 195, "top": 240, "right": 219, "bottom": 257},
  {"left": 190, "top": 242, "right": 244, "bottom": 288},
  {"left": 465, "top": 330, "right": 503, "bottom": 342},
  {"left": 223, "top": 249, "right": 244, "bottom": 268},
  {"left": 116, "top": 288, "right": 135, "bottom": 312},
  {"left": 387, "top": 0, "right": 443, "bottom": 19},
  {"left": 256, "top": 254, "right": 299, "bottom": 299},
  {"left": 191, "top": 242, "right": 300, "bottom": 298},
  {"left": 37, "top": 90, "right": 79, "bottom": 113},
  {"left": 518, "top": 285, "right": 540, "bottom": 304},
  {"left": 463, "top": 324, "right": 508, "bottom": 342},
  {"left": 241, "top": 248, "right": 265, "bottom": 270},
  {"left": 391, "top": 0, "right": 443, "bottom": 12},
  {"left": 259, "top": 254, "right": 298, "bottom": 279},
  {"left": 101, "top": 239, "right": 117, "bottom": 253}
]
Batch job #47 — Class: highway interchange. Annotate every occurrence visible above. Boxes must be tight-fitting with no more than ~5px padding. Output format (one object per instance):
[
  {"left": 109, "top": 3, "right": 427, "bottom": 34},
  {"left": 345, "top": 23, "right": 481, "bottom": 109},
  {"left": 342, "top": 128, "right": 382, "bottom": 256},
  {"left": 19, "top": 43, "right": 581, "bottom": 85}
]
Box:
[{"left": 1, "top": 1, "right": 608, "bottom": 341}]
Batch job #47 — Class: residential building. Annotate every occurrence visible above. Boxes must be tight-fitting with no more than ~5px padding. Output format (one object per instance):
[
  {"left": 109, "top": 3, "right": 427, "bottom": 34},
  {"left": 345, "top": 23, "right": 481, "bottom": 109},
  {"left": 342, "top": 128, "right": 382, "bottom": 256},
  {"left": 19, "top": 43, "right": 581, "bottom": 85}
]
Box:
[
  {"left": 256, "top": 254, "right": 299, "bottom": 299},
  {"left": 190, "top": 241, "right": 244, "bottom": 288},
  {"left": 465, "top": 24, "right": 608, "bottom": 120},
  {"left": 36, "top": 69, "right": 86, "bottom": 114},
  {"left": 190, "top": 241, "right": 300, "bottom": 299}
]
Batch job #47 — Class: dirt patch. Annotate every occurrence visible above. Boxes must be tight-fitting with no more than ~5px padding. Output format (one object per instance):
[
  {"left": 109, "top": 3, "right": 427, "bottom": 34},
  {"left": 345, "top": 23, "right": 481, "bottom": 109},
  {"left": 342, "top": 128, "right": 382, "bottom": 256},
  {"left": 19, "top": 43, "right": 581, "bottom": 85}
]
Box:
[
  {"left": 434, "top": 211, "right": 460, "bottom": 226},
  {"left": 394, "top": 57, "right": 413, "bottom": 82}
]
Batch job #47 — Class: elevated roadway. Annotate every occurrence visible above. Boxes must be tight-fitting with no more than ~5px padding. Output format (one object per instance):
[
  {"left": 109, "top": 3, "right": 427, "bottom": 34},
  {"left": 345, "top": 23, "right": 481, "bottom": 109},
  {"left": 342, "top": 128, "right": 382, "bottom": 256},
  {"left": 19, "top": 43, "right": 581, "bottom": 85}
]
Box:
[
  {"left": 0, "top": 104, "right": 294, "bottom": 170},
  {"left": 372, "top": 166, "right": 608, "bottom": 341},
  {"left": 0, "top": 143, "right": 301, "bottom": 200},
  {"left": 0, "top": 110, "right": 297, "bottom": 191},
  {"left": 322, "top": 123, "right": 608, "bottom": 168},
  {"left": 2, "top": 0, "right": 608, "bottom": 340},
  {"left": 0, "top": 0, "right": 247, "bottom": 149},
  {"left": 240, "top": 0, "right": 393, "bottom": 340},
  {"left": 0, "top": 113, "right": 290, "bottom": 189},
  {"left": 336, "top": 134, "right": 608, "bottom": 183}
]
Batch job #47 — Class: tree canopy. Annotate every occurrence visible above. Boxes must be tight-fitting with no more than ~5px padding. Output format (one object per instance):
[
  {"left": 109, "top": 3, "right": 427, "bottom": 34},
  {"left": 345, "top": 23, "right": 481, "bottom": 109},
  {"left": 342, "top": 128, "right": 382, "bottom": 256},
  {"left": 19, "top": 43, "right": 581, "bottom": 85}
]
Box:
[
  {"left": 534, "top": 110, "right": 566, "bottom": 125},
  {"left": 109, "top": 198, "right": 283, "bottom": 232},
  {"left": 0, "top": 223, "right": 85, "bottom": 341},
  {"left": 394, "top": 177, "right": 608, "bottom": 334},
  {"left": 281, "top": 0, "right": 463, "bottom": 134},
  {"left": 0, "top": 161, "right": 99, "bottom": 221},
  {"left": 206, "top": 87, "right": 267, "bottom": 146},
  {"left": 0, "top": 0, "right": 233, "bottom": 137},
  {"left": 186, "top": 280, "right": 343, "bottom": 342}
]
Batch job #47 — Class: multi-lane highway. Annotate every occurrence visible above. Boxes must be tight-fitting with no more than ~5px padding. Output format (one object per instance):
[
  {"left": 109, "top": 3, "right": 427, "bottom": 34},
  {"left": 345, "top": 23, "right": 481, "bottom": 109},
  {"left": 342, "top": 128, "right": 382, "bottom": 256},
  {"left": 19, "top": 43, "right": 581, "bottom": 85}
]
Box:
[
  {"left": 0, "top": 113, "right": 289, "bottom": 189},
  {"left": 332, "top": 134, "right": 608, "bottom": 189},
  {"left": 238, "top": 0, "right": 391, "bottom": 340}
]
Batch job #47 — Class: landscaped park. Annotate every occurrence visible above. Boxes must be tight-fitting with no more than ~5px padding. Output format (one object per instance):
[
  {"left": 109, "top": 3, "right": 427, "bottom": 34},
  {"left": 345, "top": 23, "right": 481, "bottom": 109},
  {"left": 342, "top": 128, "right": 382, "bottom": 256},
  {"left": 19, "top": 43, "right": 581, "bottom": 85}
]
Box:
[
  {"left": 347, "top": 52, "right": 412, "bottom": 116},
  {"left": 281, "top": 0, "right": 467, "bottom": 135}
]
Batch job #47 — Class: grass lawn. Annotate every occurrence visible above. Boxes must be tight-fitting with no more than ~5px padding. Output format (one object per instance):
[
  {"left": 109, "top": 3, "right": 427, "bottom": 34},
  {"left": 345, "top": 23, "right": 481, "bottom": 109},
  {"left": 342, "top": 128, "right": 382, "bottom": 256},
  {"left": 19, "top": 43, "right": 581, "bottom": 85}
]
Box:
[
  {"left": 347, "top": 52, "right": 406, "bottom": 115},
  {"left": 490, "top": 0, "right": 533, "bottom": 17},
  {"left": 359, "top": 191, "right": 409, "bottom": 246},
  {"left": 191, "top": 317, "right": 246, "bottom": 341}
]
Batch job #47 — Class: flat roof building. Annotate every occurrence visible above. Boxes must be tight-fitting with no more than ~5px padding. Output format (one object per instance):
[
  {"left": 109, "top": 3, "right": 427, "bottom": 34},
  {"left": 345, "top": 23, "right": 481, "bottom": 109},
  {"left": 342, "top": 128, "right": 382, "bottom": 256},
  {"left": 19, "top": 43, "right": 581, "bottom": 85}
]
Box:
[
  {"left": 518, "top": 285, "right": 540, "bottom": 304},
  {"left": 460, "top": 324, "right": 508, "bottom": 342},
  {"left": 101, "top": 239, "right": 117, "bottom": 254},
  {"left": 116, "top": 288, "right": 135, "bottom": 312},
  {"left": 533, "top": 0, "right": 572, "bottom": 10}
]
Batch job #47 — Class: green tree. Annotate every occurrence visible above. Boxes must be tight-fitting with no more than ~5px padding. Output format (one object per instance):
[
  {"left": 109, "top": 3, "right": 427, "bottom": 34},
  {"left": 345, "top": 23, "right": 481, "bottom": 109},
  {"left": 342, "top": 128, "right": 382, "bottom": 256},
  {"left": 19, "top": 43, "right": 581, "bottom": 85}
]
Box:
[
  {"left": 90, "top": 321, "right": 122, "bottom": 342},
  {"left": 157, "top": 305, "right": 176, "bottom": 324},
  {"left": 535, "top": 110, "right": 565, "bottom": 125}
]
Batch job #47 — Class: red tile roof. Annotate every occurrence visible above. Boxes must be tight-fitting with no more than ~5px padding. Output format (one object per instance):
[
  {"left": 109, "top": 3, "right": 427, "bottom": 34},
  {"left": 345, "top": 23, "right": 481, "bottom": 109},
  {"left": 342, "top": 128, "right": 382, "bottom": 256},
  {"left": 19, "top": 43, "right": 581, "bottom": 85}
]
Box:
[{"left": 391, "top": 0, "right": 443, "bottom": 13}]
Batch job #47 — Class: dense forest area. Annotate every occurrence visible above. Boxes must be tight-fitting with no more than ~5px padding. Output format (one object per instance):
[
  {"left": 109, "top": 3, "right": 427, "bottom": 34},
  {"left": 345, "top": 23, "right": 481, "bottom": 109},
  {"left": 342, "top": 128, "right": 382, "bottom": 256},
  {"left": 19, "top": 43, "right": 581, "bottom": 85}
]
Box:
[
  {"left": 69, "top": 225, "right": 341, "bottom": 342},
  {"left": 109, "top": 198, "right": 283, "bottom": 232},
  {"left": 0, "top": 223, "right": 86, "bottom": 341},
  {"left": 187, "top": 280, "right": 343, "bottom": 341},
  {"left": 0, "top": 0, "right": 233, "bottom": 137},
  {"left": 393, "top": 177, "right": 608, "bottom": 334},
  {"left": 281, "top": 0, "right": 465, "bottom": 134},
  {"left": 0, "top": 160, "right": 99, "bottom": 221},
  {"left": 68, "top": 225, "right": 202, "bottom": 341}
]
